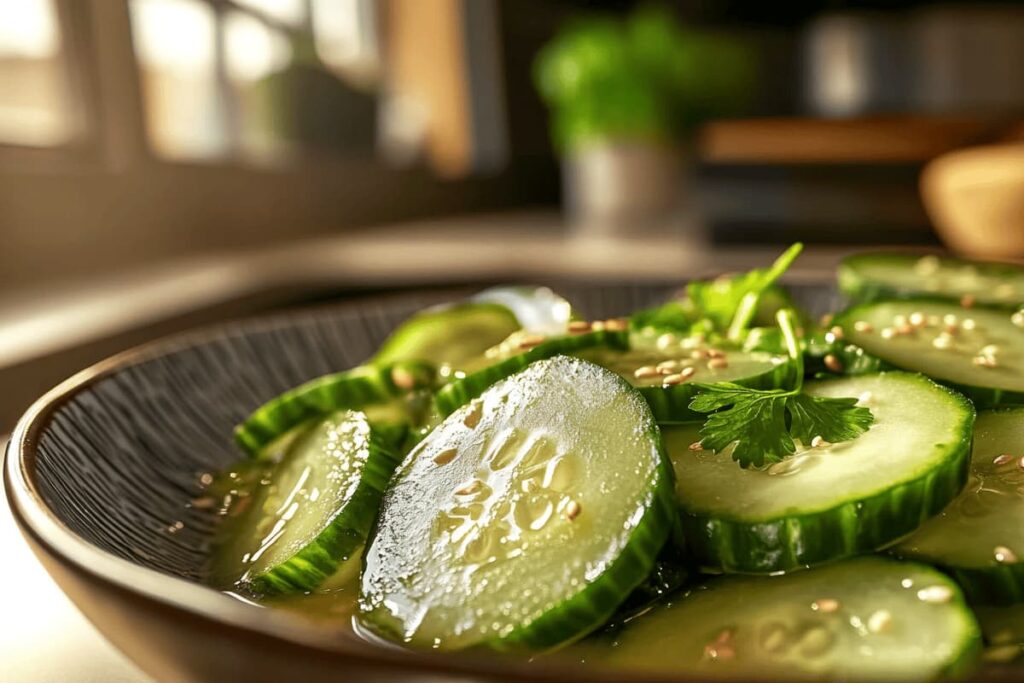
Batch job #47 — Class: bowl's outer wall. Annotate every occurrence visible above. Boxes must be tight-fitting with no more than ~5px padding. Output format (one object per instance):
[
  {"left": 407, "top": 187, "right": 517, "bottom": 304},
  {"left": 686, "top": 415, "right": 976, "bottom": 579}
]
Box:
[{"left": 15, "top": 283, "right": 843, "bottom": 682}]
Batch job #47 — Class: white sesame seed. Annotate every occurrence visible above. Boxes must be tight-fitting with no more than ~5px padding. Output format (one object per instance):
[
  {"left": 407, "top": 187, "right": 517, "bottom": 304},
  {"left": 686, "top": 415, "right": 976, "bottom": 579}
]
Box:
[
  {"left": 707, "top": 348, "right": 727, "bottom": 359},
  {"left": 961, "top": 318, "right": 976, "bottom": 331},
  {"left": 995, "top": 546, "right": 1019, "bottom": 564},
  {"left": 656, "top": 333, "right": 677, "bottom": 351},
  {"left": 829, "top": 325, "right": 845, "bottom": 340},
  {"left": 634, "top": 366, "right": 660, "bottom": 379},
  {"left": 973, "top": 355, "right": 998, "bottom": 368},
  {"left": 663, "top": 372, "right": 690, "bottom": 386},
  {"left": 854, "top": 321, "right": 874, "bottom": 333},
  {"left": 868, "top": 610, "right": 893, "bottom": 634},
  {"left": 943, "top": 314, "right": 958, "bottom": 326},
  {"left": 1013, "top": 311, "right": 1024, "bottom": 328},
  {"left": 811, "top": 436, "right": 830, "bottom": 448},
  {"left": 917, "top": 585, "right": 954, "bottom": 603},
  {"left": 708, "top": 358, "right": 729, "bottom": 370},
  {"left": 993, "top": 453, "right": 1015, "bottom": 466},
  {"left": 981, "top": 344, "right": 999, "bottom": 356},
  {"left": 909, "top": 312, "right": 925, "bottom": 327},
  {"left": 689, "top": 441, "right": 704, "bottom": 451},
  {"left": 881, "top": 327, "right": 896, "bottom": 340},
  {"left": 812, "top": 598, "right": 840, "bottom": 613},
  {"left": 897, "top": 323, "right": 914, "bottom": 335},
  {"left": 691, "top": 349, "right": 709, "bottom": 360},
  {"left": 1018, "top": 455, "right": 1024, "bottom": 470},
  {"left": 932, "top": 333, "right": 954, "bottom": 350},
  {"left": 893, "top": 315, "right": 908, "bottom": 327},
  {"left": 565, "top": 499, "right": 581, "bottom": 521},
  {"left": 824, "top": 354, "right": 843, "bottom": 373}
]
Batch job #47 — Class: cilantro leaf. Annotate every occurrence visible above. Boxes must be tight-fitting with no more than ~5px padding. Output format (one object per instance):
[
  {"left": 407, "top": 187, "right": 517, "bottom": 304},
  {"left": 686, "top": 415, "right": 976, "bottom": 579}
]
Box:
[
  {"left": 687, "top": 307, "right": 874, "bottom": 469},
  {"left": 787, "top": 394, "right": 874, "bottom": 445}
]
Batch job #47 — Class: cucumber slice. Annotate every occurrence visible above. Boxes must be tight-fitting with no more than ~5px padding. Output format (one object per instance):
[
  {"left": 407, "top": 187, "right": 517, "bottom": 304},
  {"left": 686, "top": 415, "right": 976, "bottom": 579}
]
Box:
[
  {"left": 570, "top": 556, "right": 981, "bottom": 681},
  {"left": 234, "top": 361, "right": 434, "bottom": 457},
  {"left": 471, "top": 285, "right": 573, "bottom": 336},
  {"left": 893, "top": 408, "right": 1024, "bottom": 605},
  {"left": 836, "top": 300, "right": 1024, "bottom": 407},
  {"left": 215, "top": 411, "right": 400, "bottom": 595},
  {"left": 668, "top": 372, "right": 973, "bottom": 573},
  {"left": 577, "top": 345, "right": 793, "bottom": 423},
  {"left": 373, "top": 302, "right": 521, "bottom": 370},
  {"left": 840, "top": 252, "right": 1024, "bottom": 307},
  {"left": 359, "top": 356, "right": 677, "bottom": 651},
  {"left": 433, "top": 329, "right": 628, "bottom": 417}
]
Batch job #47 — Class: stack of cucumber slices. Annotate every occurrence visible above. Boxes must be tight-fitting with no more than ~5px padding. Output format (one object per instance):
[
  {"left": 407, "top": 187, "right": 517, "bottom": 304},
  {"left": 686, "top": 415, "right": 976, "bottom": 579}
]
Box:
[{"left": 210, "top": 256, "right": 1024, "bottom": 680}]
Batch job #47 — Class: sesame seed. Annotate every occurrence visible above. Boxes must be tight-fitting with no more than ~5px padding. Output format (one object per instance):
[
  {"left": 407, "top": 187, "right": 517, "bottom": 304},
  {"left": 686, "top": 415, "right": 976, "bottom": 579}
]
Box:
[
  {"left": 927, "top": 315, "right": 940, "bottom": 327},
  {"left": 981, "top": 344, "right": 999, "bottom": 356},
  {"left": 893, "top": 315, "right": 908, "bottom": 327},
  {"left": 656, "top": 333, "right": 677, "bottom": 350},
  {"left": 811, "top": 436, "right": 830, "bottom": 448},
  {"left": 455, "top": 480, "right": 483, "bottom": 496},
  {"left": 664, "top": 367, "right": 696, "bottom": 386},
  {"left": 961, "top": 294, "right": 976, "bottom": 308},
  {"left": 824, "top": 354, "right": 843, "bottom": 373},
  {"left": 868, "top": 610, "right": 893, "bottom": 634},
  {"left": 707, "top": 348, "right": 726, "bottom": 359},
  {"left": 690, "top": 349, "right": 709, "bottom": 359},
  {"left": 917, "top": 585, "right": 954, "bottom": 603},
  {"left": 973, "top": 355, "right": 998, "bottom": 368},
  {"left": 604, "top": 318, "right": 628, "bottom": 332},
  {"left": 880, "top": 327, "right": 896, "bottom": 339},
  {"left": 565, "top": 499, "right": 581, "bottom": 521},
  {"left": 820, "top": 314, "right": 834, "bottom": 327},
  {"left": 932, "top": 333, "right": 954, "bottom": 350},
  {"left": 634, "top": 366, "right": 660, "bottom": 379},
  {"left": 391, "top": 366, "right": 418, "bottom": 390},
  {"left": 1019, "top": 455, "right": 1024, "bottom": 470},
  {"left": 994, "top": 453, "right": 1015, "bottom": 466},
  {"left": 854, "top": 321, "right": 874, "bottom": 333},
  {"left": 568, "top": 320, "right": 592, "bottom": 334},
  {"left": 943, "top": 314, "right": 959, "bottom": 326},
  {"left": 961, "top": 318, "right": 976, "bottom": 331},
  {"left": 433, "top": 448, "right": 458, "bottom": 466},
  {"left": 708, "top": 358, "right": 729, "bottom": 370},
  {"left": 995, "top": 546, "right": 1019, "bottom": 563},
  {"left": 828, "top": 325, "right": 845, "bottom": 340},
  {"left": 909, "top": 312, "right": 925, "bottom": 327},
  {"left": 689, "top": 441, "right": 704, "bottom": 451},
  {"left": 517, "top": 334, "right": 546, "bottom": 350},
  {"left": 1013, "top": 311, "right": 1024, "bottom": 328},
  {"left": 812, "top": 598, "right": 840, "bottom": 613},
  {"left": 657, "top": 360, "right": 681, "bottom": 372},
  {"left": 944, "top": 323, "right": 959, "bottom": 335},
  {"left": 858, "top": 391, "right": 873, "bottom": 405},
  {"left": 897, "top": 323, "right": 914, "bottom": 335}
]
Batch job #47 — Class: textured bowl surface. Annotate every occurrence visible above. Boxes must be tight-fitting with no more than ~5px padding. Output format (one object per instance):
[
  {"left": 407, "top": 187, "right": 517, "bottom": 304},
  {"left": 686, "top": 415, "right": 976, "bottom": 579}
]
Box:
[{"left": 6, "top": 282, "right": 851, "bottom": 682}]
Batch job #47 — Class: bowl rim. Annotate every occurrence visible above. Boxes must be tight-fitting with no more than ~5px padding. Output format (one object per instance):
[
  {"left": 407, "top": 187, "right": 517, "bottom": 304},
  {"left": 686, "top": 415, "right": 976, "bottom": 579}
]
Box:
[{"left": 2, "top": 299, "right": 699, "bottom": 683}]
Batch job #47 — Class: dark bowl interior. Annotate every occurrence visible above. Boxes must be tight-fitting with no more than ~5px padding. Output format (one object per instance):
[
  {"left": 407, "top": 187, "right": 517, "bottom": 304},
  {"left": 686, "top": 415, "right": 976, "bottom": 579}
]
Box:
[{"left": 8, "top": 282, "right": 857, "bottom": 682}]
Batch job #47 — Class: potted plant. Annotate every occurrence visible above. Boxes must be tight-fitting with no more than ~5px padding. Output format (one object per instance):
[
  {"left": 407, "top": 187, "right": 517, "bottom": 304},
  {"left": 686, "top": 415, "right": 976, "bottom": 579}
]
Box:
[{"left": 534, "top": 6, "right": 753, "bottom": 232}]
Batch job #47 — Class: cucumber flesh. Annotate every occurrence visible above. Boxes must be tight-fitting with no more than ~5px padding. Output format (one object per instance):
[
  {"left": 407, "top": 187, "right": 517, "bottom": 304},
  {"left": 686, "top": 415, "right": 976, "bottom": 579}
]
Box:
[
  {"left": 893, "top": 408, "right": 1024, "bottom": 604},
  {"left": 234, "top": 361, "right": 434, "bottom": 457},
  {"left": 433, "top": 329, "right": 628, "bottom": 417},
  {"left": 373, "top": 302, "right": 520, "bottom": 371},
  {"left": 577, "top": 344, "right": 792, "bottom": 423},
  {"left": 569, "top": 556, "right": 981, "bottom": 681},
  {"left": 359, "top": 356, "right": 676, "bottom": 651},
  {"left": 837, "top": 300, "right": 1024, "bottom": 406},
  {"left": 840, "top": 252, "right": 1024, "bottom": 307},
  {"left": 668, "top": 372, "right": 973, "bottom": 573},
  {"left": 471, "top": 285, "right": 573, "bottom": 336},
  {"left": 215, "top": 411, "right": 400, "bottom": 595}
]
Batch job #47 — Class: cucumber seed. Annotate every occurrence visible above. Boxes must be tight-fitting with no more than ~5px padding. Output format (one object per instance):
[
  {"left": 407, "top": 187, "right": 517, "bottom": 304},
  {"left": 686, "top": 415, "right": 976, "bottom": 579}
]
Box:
[{"left": 433, "top": 448, "right": 458, "bottom": 466}]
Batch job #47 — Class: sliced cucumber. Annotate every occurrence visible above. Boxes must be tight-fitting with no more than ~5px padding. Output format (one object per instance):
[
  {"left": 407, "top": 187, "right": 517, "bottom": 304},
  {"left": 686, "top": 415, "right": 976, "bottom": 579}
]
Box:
[
  {"left": 373, "top": 302, "right": 521, "bottom": 370},
  {"left": 234, "top": 361, "right": 434, "bottom": 457},
  {"left": 471, "top": 285, "right": 573, "bottom": 336},
  {"left": 571, "top": 556, "right": 981, "bottom": 681},
  {"left": 668, "top": 372, "right": 973, "bottom": 573},
  {"left": 433, "top": 329, "right": 628, "bottom": 417},
  {"left": 216, "top": 411, "right": 400, "bottom": 595},
  {"left": 893, "top": 408, "right": 1024, "bottom": 605},
  {"left": 837, "top": 300, "right": 1024, "bottom": 407},
  {"left": 840, "top": 252, "right": 1024, "bottom": 307},
  {"left": 577, "top": 344, "right": 792, "bottom": 423},
  {"left": 359, "top": 356, "right": 676, "bottom": 651}
]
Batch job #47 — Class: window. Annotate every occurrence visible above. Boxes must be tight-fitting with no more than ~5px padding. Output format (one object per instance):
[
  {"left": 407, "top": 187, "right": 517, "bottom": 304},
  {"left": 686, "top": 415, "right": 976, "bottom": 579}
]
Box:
[
  {"left": 0, "top": 0, "right": 77, "bottom": 147},
  {"left": 128, "top": 0, "right": 382, "bottom": 163}
]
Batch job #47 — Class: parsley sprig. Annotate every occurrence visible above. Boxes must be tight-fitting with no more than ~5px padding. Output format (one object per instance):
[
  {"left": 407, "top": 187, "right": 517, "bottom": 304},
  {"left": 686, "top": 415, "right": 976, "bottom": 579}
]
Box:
[{"left": 688, "top": 309, "right": 874, "bottom": 469}]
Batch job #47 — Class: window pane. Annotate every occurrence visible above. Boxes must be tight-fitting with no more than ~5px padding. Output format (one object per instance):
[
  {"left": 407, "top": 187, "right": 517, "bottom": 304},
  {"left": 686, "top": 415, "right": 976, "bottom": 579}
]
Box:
[
  {"left": 234, "top": 0, "right": 307, "bottom": 27},
  {"left": 130, "top": 0, "right": 228, "bottom": 160},
  {"left": 0, "top": 0, "right": 74, "bottom": 146}
]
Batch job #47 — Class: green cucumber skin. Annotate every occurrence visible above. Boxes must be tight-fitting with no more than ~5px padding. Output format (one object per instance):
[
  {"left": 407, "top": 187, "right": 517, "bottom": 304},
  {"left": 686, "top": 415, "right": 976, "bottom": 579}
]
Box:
[
  {"left": 373, "top": 302, "right": 521, "bottom": 366},
  {"left": 643, "top": 357, "right": 796, "bottom": 424},
  {"left": 433, "top": 330, "right": 629, "bottom": 417},
  {"left": 834, "top": 302, "right": 1024, "bottom": 409},
  {"left": 246, "top": 427, "right": 402, "bottom": 596},
  {"left": 940, "top": 565, "right": 1024, "bottom": 606},
  {"left": 680, "top": 380, "right": 976, "bottom": 574},
  {"left": 839, "top": 253, "right": 1024, "bottom": 308},
  {"left": 494, "top": 451, "right": 678, "bottom": 652},
  {"left": 234, "top": 361, "right": 434, "bottom": 456}
]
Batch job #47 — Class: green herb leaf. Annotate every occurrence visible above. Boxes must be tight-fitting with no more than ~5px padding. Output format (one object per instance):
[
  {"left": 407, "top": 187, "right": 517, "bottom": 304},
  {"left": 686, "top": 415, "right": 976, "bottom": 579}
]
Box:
[{"left": 787, "top": 394, "right": 874, "bottom": 445}]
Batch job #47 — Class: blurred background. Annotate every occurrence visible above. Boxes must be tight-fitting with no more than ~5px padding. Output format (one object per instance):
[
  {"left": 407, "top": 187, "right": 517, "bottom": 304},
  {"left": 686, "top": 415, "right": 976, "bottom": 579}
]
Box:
[{"left": 2, "top": 0, "right": 1024, "bottom": 429}]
